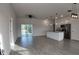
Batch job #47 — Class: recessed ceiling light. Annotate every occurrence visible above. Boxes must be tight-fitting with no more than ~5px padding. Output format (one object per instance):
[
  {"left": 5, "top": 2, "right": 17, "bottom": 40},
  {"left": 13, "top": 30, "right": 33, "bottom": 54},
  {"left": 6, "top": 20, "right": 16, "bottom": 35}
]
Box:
[
  {"left": 55, "top": 17, "right": 58, "bottom": 19},
  {"left": 60, "top": 14, "right": 63, "bottom": 17}
]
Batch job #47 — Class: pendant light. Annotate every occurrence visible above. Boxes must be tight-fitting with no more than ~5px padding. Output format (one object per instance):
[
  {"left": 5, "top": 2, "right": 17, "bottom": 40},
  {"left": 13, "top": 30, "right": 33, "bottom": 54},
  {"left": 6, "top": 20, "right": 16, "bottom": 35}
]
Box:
[{"left": 71, "top": 3, "right": 78, "bottom": 18}]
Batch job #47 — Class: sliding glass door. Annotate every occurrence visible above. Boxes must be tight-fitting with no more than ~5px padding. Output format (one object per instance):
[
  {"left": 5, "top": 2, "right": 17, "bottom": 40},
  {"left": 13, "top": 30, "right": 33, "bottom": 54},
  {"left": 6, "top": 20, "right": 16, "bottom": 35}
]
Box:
[{"left": 21, "top": 24, "right": 32, "bottom": 37}]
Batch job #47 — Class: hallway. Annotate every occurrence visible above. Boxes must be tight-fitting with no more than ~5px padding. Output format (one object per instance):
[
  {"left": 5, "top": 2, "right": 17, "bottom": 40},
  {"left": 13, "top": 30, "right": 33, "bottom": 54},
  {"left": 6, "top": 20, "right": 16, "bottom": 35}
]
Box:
[{"left": 10, "top": 36, "right": 79, "bottom": 55}]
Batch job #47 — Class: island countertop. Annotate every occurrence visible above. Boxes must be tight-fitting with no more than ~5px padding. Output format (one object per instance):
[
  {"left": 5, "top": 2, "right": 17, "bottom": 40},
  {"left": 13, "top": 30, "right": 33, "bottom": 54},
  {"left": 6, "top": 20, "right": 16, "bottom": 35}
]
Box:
[{"left": 47, "top": 31, "right": 64, "bottom": 41}]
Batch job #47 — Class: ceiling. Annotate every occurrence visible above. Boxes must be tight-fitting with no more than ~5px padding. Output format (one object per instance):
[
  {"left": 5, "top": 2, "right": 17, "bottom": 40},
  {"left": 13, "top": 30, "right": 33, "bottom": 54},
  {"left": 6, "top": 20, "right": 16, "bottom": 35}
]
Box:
[{"left": 12, "top": 3, "right": 79, "bottom": 19}]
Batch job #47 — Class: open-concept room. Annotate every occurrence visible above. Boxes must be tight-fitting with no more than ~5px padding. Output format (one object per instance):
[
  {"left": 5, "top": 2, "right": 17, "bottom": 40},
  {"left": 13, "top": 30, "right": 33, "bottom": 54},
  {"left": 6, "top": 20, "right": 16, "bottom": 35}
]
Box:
[{"left": 0, "top": 3, "right": 79, "bottom": 55}]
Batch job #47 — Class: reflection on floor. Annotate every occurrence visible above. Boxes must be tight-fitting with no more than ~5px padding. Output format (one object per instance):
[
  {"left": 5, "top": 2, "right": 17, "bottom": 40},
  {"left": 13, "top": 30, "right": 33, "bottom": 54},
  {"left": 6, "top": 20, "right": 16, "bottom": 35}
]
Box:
[
  {"left": 17, "top": 34, "right": 33, "bottom": 48},
  {"left": 10, "top": 36, "right": 79, "bottom": 55}
]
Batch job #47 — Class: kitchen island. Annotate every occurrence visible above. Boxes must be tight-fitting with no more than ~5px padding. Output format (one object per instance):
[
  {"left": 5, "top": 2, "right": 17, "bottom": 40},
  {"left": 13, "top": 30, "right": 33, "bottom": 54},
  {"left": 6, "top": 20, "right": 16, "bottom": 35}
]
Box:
[{"left": 47, "top": 32, "right": 64, "bottom": 41}]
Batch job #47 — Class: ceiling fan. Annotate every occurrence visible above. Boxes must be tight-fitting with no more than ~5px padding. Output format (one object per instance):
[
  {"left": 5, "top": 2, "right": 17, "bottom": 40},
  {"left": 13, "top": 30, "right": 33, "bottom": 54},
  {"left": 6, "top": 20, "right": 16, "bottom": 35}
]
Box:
[{"left": 18, "top": 14, "right": 37, "bottom": 19}]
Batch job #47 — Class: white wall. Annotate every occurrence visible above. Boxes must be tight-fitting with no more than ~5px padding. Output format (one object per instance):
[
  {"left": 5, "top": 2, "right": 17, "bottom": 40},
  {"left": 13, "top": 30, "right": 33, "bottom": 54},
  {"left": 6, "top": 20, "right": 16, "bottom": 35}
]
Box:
[
  {"left": 17, "top": 18, "right": 51, "bottom": 37},
  {"left": 56, "top": 17, "right": 79, "bottom": 41},
  {"left": 70, "top": 18, "right": 79, "bottom": 40},
  {"left": 0, "top": 4, "right": 16, "bottom": 55}
]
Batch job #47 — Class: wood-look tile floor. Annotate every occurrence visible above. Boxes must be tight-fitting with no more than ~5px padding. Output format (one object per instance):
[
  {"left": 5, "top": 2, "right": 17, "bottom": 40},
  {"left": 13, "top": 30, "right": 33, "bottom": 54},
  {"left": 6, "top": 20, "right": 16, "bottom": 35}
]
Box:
[{"left": 10, "top": 36, "right": 79, "bottom": 55}]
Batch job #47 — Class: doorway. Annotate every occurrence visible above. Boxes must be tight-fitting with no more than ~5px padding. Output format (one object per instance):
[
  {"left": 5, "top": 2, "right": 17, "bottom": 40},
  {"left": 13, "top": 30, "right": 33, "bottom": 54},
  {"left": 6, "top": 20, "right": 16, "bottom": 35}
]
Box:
[
  {"left": 20, "top": 24, "right": 33, "bottom": 48},
  {"left": 21, "top": 24, "right": 32, "bottom": 37}
]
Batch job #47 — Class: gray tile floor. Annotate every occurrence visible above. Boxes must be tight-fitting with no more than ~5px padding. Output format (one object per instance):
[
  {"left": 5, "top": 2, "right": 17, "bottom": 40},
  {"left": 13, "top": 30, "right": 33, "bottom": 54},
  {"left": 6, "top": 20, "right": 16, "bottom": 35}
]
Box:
[{"left": 10, "top": 36, "right": 79, "bottom": 55}]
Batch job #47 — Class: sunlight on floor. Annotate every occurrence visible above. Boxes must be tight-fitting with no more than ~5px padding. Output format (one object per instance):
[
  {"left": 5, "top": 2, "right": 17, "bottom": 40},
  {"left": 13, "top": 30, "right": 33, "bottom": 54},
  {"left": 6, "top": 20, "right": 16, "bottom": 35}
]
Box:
[
  {"left": 12, "top": 44, "right": 31, "bottom": 55},
  {"left": 13, "top": 45, "right": 28, "bottom": 51}
]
